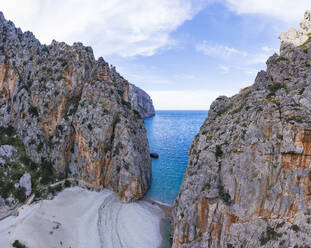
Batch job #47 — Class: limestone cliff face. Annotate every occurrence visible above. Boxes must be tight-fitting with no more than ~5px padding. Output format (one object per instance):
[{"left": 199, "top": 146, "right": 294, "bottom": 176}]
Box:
[
  {"left": 173, "top": 11, "right": 311, "bottom": 247},
  {"left": 129, "top": 84, "right": 155, "bottom": 119},
  {"left": 0, "top": 12, "right": 151, "bottom": 202}
]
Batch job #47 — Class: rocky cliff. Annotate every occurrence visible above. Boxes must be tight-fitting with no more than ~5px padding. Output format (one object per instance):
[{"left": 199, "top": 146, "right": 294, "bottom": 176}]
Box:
[
  {"left": 173, "top": 10, "right": 311, "bottom": 247},
  {"left": 129, "top": 84, "right": 155, "bottom": 119},
  {"left": 0, "top": 11, "right": 151, "bottom": 204}
]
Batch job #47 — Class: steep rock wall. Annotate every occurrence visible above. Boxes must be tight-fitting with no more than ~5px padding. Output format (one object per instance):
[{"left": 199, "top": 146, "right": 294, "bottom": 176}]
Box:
[
  {"left": 0, "top": 12, "right": 151, "bottom": 203},
  {"left": 172, "top": 10, "right": 311, "bottom": 247}
]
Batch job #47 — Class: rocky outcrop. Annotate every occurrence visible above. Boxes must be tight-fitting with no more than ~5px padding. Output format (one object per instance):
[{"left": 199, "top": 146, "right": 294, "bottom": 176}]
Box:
[
  {"left": 129, "top": 83, "right": 155, "bottom": 119},
  {"left": 173, "top": 11, "right": 311, "bottom": 247},
  {"left": 0, "top": 12, "right": 151, "bottom": 203}
]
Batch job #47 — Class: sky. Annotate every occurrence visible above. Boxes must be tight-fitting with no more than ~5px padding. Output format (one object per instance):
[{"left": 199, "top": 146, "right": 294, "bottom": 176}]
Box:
[{"left": 0, "top": 0, "right": 310, "bottom": 110}]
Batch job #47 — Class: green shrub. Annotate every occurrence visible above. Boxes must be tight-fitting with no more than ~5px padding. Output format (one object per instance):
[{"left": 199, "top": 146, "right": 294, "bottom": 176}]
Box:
[
  {"left": 61, "top": 61, "right": 67, "bottom": 67},
  {"left": 203, "top": 183, "right": 211, "bottom": 191},
  {"left": 0, "top": 182, "right": 11, "bottom": 199},
  {"left": 54, "top": 184, "right": 63, "bottom": 193},
  {"left": 133, "top": 110, "right": 141, "bottom": 118},
  {"left": 54, "top": 90, "right": 59, "bottom": 97},
  {"left": 215, "top": 145, "right": 223, "bottom": 160},
  {"left": 12, "top": 240, "right": 28, "bottom": 248},
  {"left": 267, "top": 83, "right": 287, "bottom": 98},
  {"left": 230, "top": 106, "right": 243, "bottom": 115},
  {"left": 121, "top": 99, "right": 131, "bottom": 109},
  {"left": 218, "top": 185, "right": 231, "bottom": 205},
  {"left": 29, "top": 105, "right": 39, "bottom": 117},
  {"left": 67, "top": 103, "right": 79, "bottom": 116},
  {"left": 275, "top": 56, "right": 289, "bottom": 63},
  {"left": 64, "top": 180, "right": 71, "bottom": 188},
  {"left": 299, "top": 87, "right": 305, "bottom": 95},
  {"left": 0, "top": 125, "right": 16, "bottom": 137},
  {"left": 14, "top": 187, "right": 27, "bottom": 202},
  {"left": 291, "top": 224, "right": 300, "bottom": 232},
  {"left": 48, "top": 186, "right": 55, "bottom": 194},
  {"left": 259, "top": 226, "right": 282, "bottom": 245},
  {"left": 37, "top": 142, "right": 43, "bottom": 153},
  {"left": 39, "top": 159, "right": 55, "bottom": 185}
]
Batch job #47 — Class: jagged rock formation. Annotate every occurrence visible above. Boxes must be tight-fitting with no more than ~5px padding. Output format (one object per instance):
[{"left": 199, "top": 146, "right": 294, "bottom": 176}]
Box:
[
  {"left": 129, "top": 84, "right": 155, "bottom": 119},
  {"left": 0, "top": 12, "right": 152, "bottom": 203},
  {"left": 172, "top": 11, "right": 311, "bottom": 247}
]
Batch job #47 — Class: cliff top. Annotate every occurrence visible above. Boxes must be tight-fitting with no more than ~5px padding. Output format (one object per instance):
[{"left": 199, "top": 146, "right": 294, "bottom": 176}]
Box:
[{"left": 280, "top": 10, "right": 311, "bottom": 55}]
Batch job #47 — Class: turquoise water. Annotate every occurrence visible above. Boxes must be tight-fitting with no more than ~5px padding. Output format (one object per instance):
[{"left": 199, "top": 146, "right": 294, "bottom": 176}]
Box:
[{"left": 145, "top": 110, "right": 208, "bottom": 205}]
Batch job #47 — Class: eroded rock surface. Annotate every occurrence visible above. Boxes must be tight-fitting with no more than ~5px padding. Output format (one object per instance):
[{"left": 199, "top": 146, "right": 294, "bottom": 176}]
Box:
[
  {"left": 0, "top": 11, "right": 151, "bottom": 203},
  {"left": 173, "top": 10, "right": 311, "bottom": 247}
]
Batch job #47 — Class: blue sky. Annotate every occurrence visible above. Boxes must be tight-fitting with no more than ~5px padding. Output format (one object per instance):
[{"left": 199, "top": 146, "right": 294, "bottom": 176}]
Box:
[{"left": 0, "top": 0, "right": 310, "bottom": 109}]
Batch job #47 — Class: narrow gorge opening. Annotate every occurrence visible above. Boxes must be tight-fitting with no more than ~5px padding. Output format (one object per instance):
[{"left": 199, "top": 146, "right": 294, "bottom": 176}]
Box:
[{"left": 144, "top": 110, "right": 208, "bottom": 205}]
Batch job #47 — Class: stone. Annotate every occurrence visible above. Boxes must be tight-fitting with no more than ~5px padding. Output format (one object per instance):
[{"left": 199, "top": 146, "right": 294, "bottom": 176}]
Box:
[
  {"left": 172, "top": 10, "right": 311, "bottom": 248},
  {"left": 11, "top": 209, "right": 18, "bottom": 217},
  {"left": 0, "top": 197, "right": 4, "bottom": 207},
  {"left": 0, "top": 145, "right": 17, "bottom": 159},
  {"left": 19, "top": 173, "right": 32, "bottom": 196}
]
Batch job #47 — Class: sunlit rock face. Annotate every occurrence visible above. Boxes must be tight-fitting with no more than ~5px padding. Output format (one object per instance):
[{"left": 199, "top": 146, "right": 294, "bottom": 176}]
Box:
[
  {"left": 279, "top": 10, "right": 311, "bottom": 55},
  {"left": 0, "top": 11, "right": 151, "bottom": 202},
  {"left": 172, "top": 10, "right": 311, "bottom": 247}
]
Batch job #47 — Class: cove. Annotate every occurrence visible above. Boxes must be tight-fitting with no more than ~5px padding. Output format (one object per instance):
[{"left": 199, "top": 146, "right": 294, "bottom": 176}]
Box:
[{"left": 145, "top": 110, "right": 208, "bottom": 205}]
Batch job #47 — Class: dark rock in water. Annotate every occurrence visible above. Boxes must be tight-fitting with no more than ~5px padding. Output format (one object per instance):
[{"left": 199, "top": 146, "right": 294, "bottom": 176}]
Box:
[{"left": 150, "top": 153, "right": 159, "bottom": 159}]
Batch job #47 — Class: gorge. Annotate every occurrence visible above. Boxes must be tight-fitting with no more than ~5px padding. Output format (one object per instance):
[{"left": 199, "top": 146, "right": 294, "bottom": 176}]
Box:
[{"left": 2, "top": 7, "right": 311, "bottom": 248}]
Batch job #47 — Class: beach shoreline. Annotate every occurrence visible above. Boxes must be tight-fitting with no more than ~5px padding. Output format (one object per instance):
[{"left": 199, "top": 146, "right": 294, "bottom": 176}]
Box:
[{"left": 0, "top": 187, "right": 169, "bottom": 248}]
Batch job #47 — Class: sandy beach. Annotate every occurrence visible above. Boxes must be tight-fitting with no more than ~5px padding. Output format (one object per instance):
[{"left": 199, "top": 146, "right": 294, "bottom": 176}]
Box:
[{"left": 0, "top": 187, "right": 170, "bottom": 248}]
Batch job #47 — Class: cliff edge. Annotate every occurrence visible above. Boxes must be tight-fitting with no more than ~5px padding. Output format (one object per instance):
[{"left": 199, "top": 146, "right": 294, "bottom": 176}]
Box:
[{"left": 173, "top": 10, "right": 311, "bottom": 247}]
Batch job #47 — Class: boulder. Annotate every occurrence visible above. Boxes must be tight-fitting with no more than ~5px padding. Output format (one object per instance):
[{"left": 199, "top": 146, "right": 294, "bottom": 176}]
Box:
[
  {"left": 150, "top": 153, "right": 159, "bottom": 159},
  {"left": 19, "top": 173, "right": 32, "bottom": 196},
  {"left": 0, "top": 145, "right": 16, "bottom": 159}
]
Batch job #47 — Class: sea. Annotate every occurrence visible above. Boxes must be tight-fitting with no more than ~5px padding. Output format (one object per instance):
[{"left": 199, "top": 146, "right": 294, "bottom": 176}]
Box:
[{"left": 145, "top": 110, "right": 208, "bottom": 205}]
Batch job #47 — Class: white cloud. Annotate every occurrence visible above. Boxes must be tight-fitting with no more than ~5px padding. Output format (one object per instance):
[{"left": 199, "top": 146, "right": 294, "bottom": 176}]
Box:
[
  {"left": 219, "top": 65, "right": 230, "bottom": 73},
  {"left": 246, "top": 52, "right": 271, "bottom": 65},
  {"left": 148, "top": 90, "right": 228, "bottom": 110},
  {"left": 224, "top": 0, "right": 311, "bottom": 24},
  {"left": 0, "top": 0, "right": 207, "bottom": 57},
  {"left": 196, "top": 41, "right": 248, "bottom": 59},
  {"left": 197, "top": 41, "right": 277, "bottom": 73},
  {"left": 261, "top": 46, "right": 275, "bottom": 53}
]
